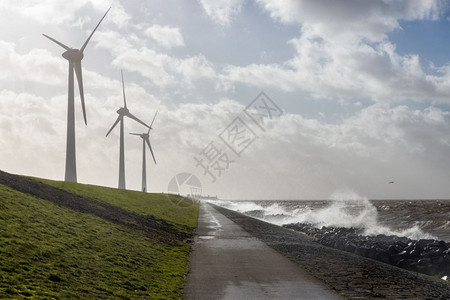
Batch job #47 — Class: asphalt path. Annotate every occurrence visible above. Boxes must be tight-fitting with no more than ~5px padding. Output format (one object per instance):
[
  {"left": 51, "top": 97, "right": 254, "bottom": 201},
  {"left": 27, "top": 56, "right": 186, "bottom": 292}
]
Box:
[{"left": 183, "top": 203, "right": 342, "bottom": 299}]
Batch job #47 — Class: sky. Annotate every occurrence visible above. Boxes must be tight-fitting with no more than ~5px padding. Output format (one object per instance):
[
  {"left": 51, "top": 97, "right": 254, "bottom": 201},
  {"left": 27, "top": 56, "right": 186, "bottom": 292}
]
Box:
[{"left": 1, "top": 0, "right": 450, "bottom": 200}]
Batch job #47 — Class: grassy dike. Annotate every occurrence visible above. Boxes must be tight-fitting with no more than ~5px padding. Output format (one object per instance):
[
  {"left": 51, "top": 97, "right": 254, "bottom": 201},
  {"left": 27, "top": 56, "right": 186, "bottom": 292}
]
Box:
[
  {"left": 0, "top": 177, "right": 199, "bottom": 299},
  {"left": 37, "top": 179, "right": 198, "bottom": 234}
]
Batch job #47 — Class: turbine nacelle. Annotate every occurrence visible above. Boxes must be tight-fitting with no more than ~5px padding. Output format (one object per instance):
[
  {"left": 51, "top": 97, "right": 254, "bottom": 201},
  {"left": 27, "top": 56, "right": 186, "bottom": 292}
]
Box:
[
  {"left": 132, "top": 132, "right": 150, "bottom": 139},
  {"left": 106, "top": 72, "right": 151, "bottom": 138},
  {"left": 62, "top": 49, "right": 84, "bottom": 62},
  {"left": 43, "top": 7, "right": 110, "bottom": 128},
  {"left": 130, "top": 110, "right": 157, "bottom": 166},
  {"left": 117, "top": 107, "right": 130, "bottom": 115},
  {"left": 106, "top": 71, "right": 154, "bottom": 189},
  {"left": 41, "top": 7, "right": 110, "bottom": 183}
]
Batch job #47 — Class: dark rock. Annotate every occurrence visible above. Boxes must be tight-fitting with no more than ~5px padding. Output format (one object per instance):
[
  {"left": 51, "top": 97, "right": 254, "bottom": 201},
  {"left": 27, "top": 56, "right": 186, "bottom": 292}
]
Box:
[
  {"left": 335, "top": 238, "right": 346, "bottom": 250},
  {"left": 396, "top": 240, "right": 408, "bottom": 249},
  {"left": 282, "top": 222, "right": 449, "bottom": 278},
  {"left": 416, "top": 239, "right": 435, "bottom": 248},
  {"left": 388, "top": 245, "right": 402, "bottom": 254},
  {"left": 345, "top": 241, "right": 357, "bottom": 253},
  {"left": 437, "top": 240, "right": 447, "bottom": 248},
  {"left": 409, "top": 248, "right": 422, "bottom": 258},
  {"left": 215, "top": 204, "right": 450, "bottom": 299},
  {"left": 355, "top": 246, "right": 370, "bottom": 257},
  {"left": 404, "top": 244, "right": 414, "bottom": 253},
  {"left": 375, "top": 248, "right": 391, "bottom": 264}
]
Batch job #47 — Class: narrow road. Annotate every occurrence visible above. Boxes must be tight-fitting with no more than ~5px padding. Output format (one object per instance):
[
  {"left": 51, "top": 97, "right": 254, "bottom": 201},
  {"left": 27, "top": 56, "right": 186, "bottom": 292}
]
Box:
[{"left": 183, "top": 203, "right": 342, "bottom": 299}]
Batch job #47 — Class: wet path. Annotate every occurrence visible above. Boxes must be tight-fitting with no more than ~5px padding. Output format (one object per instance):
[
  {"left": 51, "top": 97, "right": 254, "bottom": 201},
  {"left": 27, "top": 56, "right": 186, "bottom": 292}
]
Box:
[{"left": 183, "top": 203, "right": 342, "bottom": 299}]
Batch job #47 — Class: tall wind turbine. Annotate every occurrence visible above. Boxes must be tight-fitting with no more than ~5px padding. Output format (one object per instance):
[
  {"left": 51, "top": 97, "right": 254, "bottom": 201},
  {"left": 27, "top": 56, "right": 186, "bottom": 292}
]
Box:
[
  {"left": 106, "top": 71, "right": 151, "bottom": 189},
  {"left": 43, "top": 8, "right": 110, "bottom": 183},
  {"left": 130, "top": 111, "right": 158, "bottom": 192}
]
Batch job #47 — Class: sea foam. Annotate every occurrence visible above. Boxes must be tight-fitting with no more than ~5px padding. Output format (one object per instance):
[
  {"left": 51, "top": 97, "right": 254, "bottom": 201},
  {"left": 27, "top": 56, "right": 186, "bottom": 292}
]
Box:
[{"left": 209, "top": 190, "right": 436, "bottom": 240}]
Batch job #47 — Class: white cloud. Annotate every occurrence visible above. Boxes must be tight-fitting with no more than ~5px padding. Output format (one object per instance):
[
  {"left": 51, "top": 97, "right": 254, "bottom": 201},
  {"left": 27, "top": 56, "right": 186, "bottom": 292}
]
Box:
[
  {"left": 198, "top": 0, "right": 244, "bottom": 26},
  {"left": 223, "top": 63, "right": 298, "bottom": 92},
  {"left": 0, "top": 41, "right": 65, "bottom": 86},
  {"left": 255, "top": 0, "right": 441, "bottom": 41},
  {"left": 239, "top": 103, "right": 450, "bottom": 199},
  {"left": 85, "top": 0, "right": 450, "bottom": 106},
  {"left": 1, "top": 0, "right": 450, "bottom": 200},
  {"left": 1, "top": 78, "right": 449, "bottom": 199},
  {"left": 92, "top": 30, "right": 136, "bottom": 52},
  {"left": 0, "top": 90, "right": 65, "bottom": 177},
  {"left": 145, "top": 25, "right": 184, "bottom": 48},
  {"left": 174, "top": 55, "right": 216, "bottom": 86},
  {"left": 0, "top": 0, "right": 129, "bottom": 27},
  {"left": 112, "top": 48, "right": 175, "bottom": 87},
  {"left": 0, "top": 1, "right": 83, "bottom": 25},
  {"left": 216, "top": 0, "right": 450, "bottom": 104},
  {"left": 94, "top": 30, "right": 217, "bottom": 88}
]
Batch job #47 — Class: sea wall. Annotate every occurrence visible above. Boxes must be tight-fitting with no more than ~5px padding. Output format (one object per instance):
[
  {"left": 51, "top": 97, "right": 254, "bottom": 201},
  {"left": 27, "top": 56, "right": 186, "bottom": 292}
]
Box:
[
  {"left": 284, "top": 223, "right": 450, "bottom": 279},
  {"left": 211, "top": 204, "right": 450, "bottom": 299}
]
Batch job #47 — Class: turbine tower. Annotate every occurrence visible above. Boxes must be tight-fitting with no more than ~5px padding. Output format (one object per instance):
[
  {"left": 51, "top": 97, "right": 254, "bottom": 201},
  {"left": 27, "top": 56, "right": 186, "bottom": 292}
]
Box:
[
  {"left": 43, "top": 8, "right": 110, "bottom": 182},
  {"left": 130, "top": 111, "right": 158, "bottom": 193},
  {"left": 106, "top": 71, "right": 151, "bottom": 189}
]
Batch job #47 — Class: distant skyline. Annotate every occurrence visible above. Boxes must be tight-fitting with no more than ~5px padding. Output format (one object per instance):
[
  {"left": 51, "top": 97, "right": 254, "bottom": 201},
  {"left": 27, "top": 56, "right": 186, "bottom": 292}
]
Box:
[{"left": 1, "top": 0, "right": 450, "bottom": 200}]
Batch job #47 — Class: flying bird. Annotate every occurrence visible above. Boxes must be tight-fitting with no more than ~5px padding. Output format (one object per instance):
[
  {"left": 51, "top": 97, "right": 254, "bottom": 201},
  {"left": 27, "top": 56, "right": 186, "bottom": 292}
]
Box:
[{"left": 388, "top": 181, "right": 395, "bottom": 184}]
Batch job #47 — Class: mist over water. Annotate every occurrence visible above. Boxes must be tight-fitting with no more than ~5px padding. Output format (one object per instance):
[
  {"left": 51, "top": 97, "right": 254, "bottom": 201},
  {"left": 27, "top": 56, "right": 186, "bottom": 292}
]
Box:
[{"left": 209, "top": 190, "right": 438, "bottom": 240}]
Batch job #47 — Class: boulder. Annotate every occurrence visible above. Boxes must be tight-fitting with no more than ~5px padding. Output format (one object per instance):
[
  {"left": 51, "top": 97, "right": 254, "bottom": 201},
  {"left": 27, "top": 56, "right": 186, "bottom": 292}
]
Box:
[{"left": 282, "top": 222, "right": 449, "bottom": 278}]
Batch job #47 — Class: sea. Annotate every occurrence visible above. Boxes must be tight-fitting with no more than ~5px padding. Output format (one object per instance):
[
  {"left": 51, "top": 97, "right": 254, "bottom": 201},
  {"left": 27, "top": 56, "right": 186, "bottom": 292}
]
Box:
[{"left": 207, "top": 198, "right": 450, "bottom": 242}]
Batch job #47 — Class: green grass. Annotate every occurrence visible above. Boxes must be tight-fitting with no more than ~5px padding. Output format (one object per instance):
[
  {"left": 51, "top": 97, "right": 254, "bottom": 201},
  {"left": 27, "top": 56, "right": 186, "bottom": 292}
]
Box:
[
  {"left": 0, "top": 180, "right": 199, "bottom": 299},
  {"left": 35, "top": 178, "right": 198, "bottom": 233},
  {"left": 422, "top": 273, "right": 450, "bottom": 285}
]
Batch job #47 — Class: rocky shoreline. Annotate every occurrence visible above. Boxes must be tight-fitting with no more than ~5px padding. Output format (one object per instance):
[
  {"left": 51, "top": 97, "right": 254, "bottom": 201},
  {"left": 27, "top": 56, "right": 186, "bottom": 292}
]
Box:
[
  {"left": 284, "top": 223, "right": 450, "bottom": 279},
  {"left": 211, "top": 204, "right": 450, "bottom": 299}
]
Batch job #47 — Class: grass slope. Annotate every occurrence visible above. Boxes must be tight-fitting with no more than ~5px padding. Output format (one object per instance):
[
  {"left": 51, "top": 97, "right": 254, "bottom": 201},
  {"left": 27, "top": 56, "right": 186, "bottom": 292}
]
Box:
[
  {"left": 0, "top": 178, "right": 199, "bottom": 299},
  {"left": 37, "top": 179, "right": 197, "bottom": 233}
]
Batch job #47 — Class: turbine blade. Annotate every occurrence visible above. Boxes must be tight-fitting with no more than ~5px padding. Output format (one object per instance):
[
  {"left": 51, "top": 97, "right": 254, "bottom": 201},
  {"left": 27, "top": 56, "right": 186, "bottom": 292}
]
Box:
[
  {"left": 149, "top": 110, "right": 158, "bottom": 130},
  {"left": 126, "top": 112, "right": 150, "bottom": 128},
  {"left": 106, "top": 115, "right": 121, "bottom": 137},
  {"left": 145, "top": 138, "right": 157, "bottom": 164},
  {"left": 42, "top": 34, "right": 70, "bottom": 50},
  {"left": 74, "top": 62, "right": 87, "bottom": 125},
  {"left": 129, "top": 133, "right": 140, "bottom": 136},
  {"left": 121, "top": 70, "right": 127, "bottom": 108},
  {"left": 80, "top": 7, "right": 111, "bottom": 53}
]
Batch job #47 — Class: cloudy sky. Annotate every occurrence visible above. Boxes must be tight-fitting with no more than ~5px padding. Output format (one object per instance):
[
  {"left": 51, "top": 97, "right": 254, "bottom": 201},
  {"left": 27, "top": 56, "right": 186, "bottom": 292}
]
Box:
[{"left": 1, "top": 0, "right": 450, "bottom": 200}]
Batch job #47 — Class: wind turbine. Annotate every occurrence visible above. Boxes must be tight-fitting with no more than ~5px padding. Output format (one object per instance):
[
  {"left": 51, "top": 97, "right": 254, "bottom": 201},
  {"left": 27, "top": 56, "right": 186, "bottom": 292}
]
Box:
[
  {"left": 43, "top": 8, "right": 110, "bottom": 182},
  {"left": 130, "top": 111, "right": 158, "bottom": 193},
  {"left": 106, "top": 71, "right": 151, "bottom": 189}
]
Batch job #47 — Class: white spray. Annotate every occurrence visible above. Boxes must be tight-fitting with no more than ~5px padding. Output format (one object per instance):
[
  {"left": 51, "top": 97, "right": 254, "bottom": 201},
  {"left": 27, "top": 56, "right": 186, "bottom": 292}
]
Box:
[{"left": 209, "top": 190, "right": 436, "bottom": 240}]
